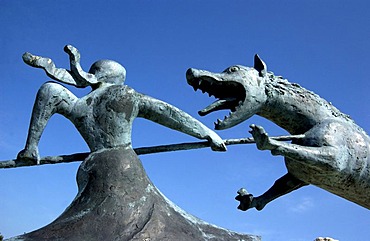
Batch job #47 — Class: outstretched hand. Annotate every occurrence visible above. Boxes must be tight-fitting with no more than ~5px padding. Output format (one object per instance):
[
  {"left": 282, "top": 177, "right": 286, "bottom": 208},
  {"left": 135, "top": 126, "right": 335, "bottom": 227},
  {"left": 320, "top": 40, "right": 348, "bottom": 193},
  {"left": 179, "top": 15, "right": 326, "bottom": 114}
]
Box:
[{"left": 22, "top": 52, "right": 53, "bottom": 69}]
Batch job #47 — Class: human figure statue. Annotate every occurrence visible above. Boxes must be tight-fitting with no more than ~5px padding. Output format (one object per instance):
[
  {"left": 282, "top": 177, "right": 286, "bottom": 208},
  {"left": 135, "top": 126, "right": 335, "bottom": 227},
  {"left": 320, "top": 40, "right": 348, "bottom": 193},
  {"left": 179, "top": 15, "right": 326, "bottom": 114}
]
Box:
[
  {"left": 9, "top": 46, "right": 258, "bottom": 241},
  {"left": 17, "top": 45, "right": 226, "bottom": 163}
]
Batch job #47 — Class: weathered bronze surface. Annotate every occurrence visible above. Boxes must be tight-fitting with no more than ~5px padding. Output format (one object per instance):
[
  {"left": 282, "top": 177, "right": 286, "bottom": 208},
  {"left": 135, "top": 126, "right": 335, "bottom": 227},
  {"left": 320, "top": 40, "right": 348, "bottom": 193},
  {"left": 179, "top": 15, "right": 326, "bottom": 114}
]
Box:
[
  {"left": 9, "top": 46, "right": 258, "bottom": 241},
  {"left": 186, "top": 55, "right": 370, "bottom": 211}
]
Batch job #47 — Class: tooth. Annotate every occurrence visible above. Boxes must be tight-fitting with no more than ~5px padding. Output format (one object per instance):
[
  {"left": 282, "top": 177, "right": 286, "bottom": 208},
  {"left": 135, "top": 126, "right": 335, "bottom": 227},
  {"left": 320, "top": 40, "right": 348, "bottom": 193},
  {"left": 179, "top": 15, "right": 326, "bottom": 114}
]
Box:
[
  {"left": 223, "top": 115, "right": 228, "bottom": 120},
  {"left": 217, "top": 119, "right": 222, "bottom": 124}
]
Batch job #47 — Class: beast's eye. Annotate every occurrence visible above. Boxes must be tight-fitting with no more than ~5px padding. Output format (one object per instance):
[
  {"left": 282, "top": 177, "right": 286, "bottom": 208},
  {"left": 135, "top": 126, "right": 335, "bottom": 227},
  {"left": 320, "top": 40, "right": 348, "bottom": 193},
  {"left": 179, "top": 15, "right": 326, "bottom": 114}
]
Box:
[{"left": 228, "top": 66, "right": 239, "bottom": 73}]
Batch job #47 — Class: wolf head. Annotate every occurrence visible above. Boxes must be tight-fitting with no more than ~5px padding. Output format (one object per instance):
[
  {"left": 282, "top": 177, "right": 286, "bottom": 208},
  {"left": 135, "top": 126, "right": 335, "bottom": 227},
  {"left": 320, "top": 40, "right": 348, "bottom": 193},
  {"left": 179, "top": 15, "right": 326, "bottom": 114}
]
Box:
[{"left": 186, "top": 55, "right": 268, "bottom": 130}]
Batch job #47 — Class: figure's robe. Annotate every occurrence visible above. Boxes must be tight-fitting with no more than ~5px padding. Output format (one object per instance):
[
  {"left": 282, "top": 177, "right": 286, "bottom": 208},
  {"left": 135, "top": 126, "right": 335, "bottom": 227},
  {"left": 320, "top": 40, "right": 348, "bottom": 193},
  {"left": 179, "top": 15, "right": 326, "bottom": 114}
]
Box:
[{"left": 10, "top": 146, "right": 258, "bottom": 241}]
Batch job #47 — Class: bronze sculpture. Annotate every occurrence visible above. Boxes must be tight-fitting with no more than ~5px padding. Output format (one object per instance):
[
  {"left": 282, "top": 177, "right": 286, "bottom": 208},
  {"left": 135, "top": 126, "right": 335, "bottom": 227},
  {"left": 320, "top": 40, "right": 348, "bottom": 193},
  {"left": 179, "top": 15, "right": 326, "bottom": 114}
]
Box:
[
  {"left": 186, "top": 54, "right": 370, "bottom": 211},
  {"left": 8, "top": 46, "right": 258, "bottom": 241}
]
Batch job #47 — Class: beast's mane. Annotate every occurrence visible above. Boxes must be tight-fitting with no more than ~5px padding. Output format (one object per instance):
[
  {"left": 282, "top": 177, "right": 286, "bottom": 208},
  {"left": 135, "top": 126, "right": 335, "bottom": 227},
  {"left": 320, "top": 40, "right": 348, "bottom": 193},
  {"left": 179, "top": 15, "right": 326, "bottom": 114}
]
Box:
[{"left": 264, "top": 72, "right": 352, "bottom": 122}]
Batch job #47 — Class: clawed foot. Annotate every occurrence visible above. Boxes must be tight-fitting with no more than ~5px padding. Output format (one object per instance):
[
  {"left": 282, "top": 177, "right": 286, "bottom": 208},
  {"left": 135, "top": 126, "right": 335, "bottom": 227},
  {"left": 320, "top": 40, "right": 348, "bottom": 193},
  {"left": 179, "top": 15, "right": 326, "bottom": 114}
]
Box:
[
  {"left": 249, "top": 124, "right": 277, "bottom": 151},
  {"left": 17, "top": 148, "right": 40, "bottom": 165},
  {"left": 235, "top": 188, "right": 266, "bottom": 211},
  {"left": 235, "top": 188, "right": 254, "bottom": 211}
]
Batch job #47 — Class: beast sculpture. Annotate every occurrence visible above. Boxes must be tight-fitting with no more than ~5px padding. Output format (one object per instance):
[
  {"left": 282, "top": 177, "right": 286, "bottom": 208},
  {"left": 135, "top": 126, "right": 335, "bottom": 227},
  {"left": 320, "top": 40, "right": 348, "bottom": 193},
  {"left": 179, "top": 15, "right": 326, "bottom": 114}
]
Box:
[{"left": 186, "top": 55, "right": 370, "bottom": 211}]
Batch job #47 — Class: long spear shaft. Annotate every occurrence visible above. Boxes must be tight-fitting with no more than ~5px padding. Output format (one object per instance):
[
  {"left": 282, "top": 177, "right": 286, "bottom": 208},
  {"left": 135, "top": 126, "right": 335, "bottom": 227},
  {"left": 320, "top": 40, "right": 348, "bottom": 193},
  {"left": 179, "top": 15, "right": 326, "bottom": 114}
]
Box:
[{"left": 0, "top": 134, "right": 304, "bottom": 169}]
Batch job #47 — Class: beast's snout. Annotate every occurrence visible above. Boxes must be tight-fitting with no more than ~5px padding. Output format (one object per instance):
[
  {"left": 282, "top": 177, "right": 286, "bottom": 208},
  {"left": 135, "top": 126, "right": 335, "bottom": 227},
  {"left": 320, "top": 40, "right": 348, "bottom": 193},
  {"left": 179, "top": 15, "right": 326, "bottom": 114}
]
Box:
[{"left": 186, "top": 68, "right": 196, "bottom": 82}]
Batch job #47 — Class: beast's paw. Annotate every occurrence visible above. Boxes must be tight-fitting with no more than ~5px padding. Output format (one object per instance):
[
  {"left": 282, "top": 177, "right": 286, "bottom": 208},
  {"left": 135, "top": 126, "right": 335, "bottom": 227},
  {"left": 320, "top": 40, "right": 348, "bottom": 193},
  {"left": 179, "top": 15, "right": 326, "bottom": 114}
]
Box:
[
  {"left": 249, "top": 124, "right": 276, "bottom": 150},
  {"left": 235, "top": 188, "right": 254, "bottom": 211}
]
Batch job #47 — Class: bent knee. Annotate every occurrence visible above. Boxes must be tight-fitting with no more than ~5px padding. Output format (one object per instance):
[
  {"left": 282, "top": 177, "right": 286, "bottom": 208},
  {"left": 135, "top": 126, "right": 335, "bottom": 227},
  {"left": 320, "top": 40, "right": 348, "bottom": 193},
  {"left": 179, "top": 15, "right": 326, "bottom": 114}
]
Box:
[
  {"left": 40, "top": 81, "right": 61, "bottom": 89},
  {"left": 36, "top": 82, "right": 77, "bottom": 114},
  {"left": 38, "top": 81, "right": 65, "bottom": 94}
]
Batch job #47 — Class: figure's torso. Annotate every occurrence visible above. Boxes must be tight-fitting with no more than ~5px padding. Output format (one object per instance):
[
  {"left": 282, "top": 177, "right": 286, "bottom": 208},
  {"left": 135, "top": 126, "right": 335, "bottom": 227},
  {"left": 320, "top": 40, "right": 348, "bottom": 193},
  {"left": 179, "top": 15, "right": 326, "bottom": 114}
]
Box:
[{"left": 71, "top": 85, "right": 140, "bottom": 151}]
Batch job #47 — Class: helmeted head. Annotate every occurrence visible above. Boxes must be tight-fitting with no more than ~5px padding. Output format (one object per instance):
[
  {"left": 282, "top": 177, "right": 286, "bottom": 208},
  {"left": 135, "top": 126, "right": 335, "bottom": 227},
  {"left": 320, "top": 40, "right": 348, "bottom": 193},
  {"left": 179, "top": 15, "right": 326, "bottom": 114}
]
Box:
[{"left": 89, "top": 60, "right": 126, "bottom": 85}]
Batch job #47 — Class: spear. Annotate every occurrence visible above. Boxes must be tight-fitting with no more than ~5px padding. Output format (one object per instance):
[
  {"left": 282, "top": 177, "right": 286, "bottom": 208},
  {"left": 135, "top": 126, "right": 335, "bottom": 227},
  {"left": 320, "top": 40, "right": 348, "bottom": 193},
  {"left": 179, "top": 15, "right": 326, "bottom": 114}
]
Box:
[{"left": 0, "top": 134, "right": 305, "bottom": 169}]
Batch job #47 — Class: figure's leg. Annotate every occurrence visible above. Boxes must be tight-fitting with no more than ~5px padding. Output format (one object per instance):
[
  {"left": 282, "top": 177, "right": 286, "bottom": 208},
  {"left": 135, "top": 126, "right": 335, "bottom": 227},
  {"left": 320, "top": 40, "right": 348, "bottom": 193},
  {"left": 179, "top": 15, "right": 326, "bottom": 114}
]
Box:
[
  {"left": 17, "top": 82, "right": 78, "bottom": 163},
  {"left": 236, "top": 172, "right": 308, "bottom": 211}
]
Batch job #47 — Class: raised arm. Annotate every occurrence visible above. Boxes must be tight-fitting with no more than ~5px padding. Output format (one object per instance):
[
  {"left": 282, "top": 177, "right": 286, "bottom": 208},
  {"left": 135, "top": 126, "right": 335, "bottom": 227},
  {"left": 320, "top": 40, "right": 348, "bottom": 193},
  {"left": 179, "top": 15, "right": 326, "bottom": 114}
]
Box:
[
  {"left": 22, "top": 45, "right": 98, "bottom": 88},
  {"left": 137, "top": 93, "right": 226, "bottom": 151},
  {"left": 22, "top": 52, "right": 78, "bottom": 86}
]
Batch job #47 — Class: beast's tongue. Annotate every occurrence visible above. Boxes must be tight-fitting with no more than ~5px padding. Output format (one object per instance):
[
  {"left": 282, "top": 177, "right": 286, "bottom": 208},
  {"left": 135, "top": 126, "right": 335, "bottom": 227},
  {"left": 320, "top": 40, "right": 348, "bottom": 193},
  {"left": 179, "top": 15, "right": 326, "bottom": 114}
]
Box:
[{"left": 198, "top": 98, "right": 237, "bottom": 116}]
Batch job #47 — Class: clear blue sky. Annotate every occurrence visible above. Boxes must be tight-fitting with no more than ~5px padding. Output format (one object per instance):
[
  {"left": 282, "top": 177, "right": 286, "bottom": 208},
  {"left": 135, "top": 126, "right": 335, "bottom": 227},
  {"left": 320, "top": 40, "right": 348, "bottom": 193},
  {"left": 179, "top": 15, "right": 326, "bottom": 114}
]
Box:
[{"left": 1, "top": 1, "right": 369, "bottom": 240}]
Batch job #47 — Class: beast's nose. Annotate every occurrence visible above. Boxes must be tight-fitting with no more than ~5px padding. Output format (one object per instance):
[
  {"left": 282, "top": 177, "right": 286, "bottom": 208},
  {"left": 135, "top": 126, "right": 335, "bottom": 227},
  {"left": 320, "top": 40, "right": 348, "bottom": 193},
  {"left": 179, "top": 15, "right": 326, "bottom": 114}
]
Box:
[
  {"left": 186, "top": 68, "right": 195, "bottom": 80},
  {"left": 186, "top": 68, "right": 198, "bottom": 87}
]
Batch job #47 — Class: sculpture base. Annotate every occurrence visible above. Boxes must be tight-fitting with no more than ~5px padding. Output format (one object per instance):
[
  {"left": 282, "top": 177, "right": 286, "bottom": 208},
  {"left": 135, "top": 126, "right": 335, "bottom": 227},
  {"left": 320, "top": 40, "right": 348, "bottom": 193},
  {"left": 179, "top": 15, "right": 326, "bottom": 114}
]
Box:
[{"left": 8, "top": 146, "right": 259, "bottom": 241}]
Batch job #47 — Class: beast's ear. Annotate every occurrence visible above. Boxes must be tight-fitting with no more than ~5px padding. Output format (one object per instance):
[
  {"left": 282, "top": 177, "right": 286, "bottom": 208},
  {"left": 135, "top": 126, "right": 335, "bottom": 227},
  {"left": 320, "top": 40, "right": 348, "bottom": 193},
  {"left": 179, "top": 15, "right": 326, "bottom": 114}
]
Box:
[{"left": 254, "top": 54, "right": 267, "bottom": 77}]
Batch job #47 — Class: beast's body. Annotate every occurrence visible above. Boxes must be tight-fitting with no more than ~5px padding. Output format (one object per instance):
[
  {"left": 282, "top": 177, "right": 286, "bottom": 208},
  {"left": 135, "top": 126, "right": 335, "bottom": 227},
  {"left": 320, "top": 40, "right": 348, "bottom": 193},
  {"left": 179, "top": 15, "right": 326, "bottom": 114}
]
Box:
[
  {"left": 186, "top": 55, "right": 370, "bottom": 210},
  {"left": 288, "top": 120, "right": 370, "bottom": 206}
]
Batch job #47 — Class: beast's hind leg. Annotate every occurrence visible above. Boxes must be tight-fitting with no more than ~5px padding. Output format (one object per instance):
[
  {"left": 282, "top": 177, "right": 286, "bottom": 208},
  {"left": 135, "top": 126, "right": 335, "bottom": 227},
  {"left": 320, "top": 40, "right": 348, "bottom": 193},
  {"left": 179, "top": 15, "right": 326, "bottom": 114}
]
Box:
[
  {"left": 17, "top": 82, "right": 78, "bottom": 164},
  {"left": 236, "top": 172, "right": 307, "bottom": 211}
]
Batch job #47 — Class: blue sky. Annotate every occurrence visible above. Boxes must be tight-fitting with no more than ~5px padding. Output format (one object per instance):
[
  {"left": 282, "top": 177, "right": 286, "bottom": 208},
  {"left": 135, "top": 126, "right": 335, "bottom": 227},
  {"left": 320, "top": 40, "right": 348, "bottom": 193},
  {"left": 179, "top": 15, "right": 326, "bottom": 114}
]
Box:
[{"left": 0, "top": 1, "right": 369, "bottom": 240}]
